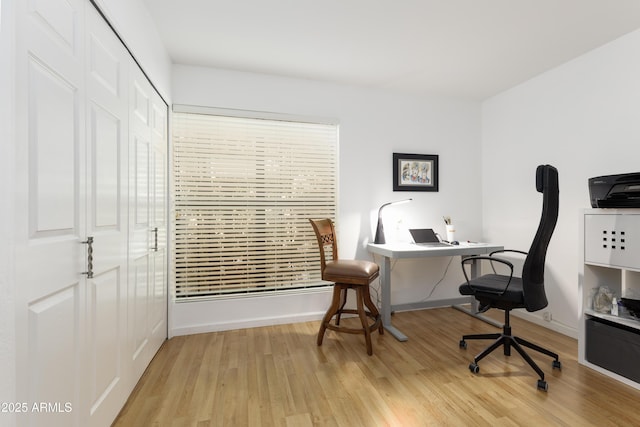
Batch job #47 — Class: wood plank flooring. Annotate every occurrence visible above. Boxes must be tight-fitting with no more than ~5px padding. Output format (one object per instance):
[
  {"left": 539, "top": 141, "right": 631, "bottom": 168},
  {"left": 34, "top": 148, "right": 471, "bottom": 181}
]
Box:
[{"left": 113, "top": 308, "right": 640, "bottom": 426}]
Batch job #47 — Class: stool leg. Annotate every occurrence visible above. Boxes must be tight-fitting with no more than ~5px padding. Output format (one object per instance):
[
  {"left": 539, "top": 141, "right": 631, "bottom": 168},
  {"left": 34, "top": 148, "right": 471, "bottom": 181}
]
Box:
[
  {"left": 335, "top": 287, "right": 348, "bottom": 326},
  {"left": 318, "top": 285, "right": 342, "bottom": 346},
  {"left": 356, "top": 286, "right": 373, "bottom": 356},
  {"left": 362, "top": 285, "right": 383, "bottom": 335}
]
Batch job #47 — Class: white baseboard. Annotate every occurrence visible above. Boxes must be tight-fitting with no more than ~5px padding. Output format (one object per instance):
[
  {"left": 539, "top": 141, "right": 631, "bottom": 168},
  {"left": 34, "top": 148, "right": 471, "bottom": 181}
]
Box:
[
  {"left": 171, "top": 311, "right": 326, "bottom": 336},
  {"left": 512, "top": 310, "right": 578, "bottom": 339},
  {"left": 170, "top": 288, "right": 333, "bottom": 337},
  {"left": 169, "top": 288, "right": 579, "bottom": 341}
]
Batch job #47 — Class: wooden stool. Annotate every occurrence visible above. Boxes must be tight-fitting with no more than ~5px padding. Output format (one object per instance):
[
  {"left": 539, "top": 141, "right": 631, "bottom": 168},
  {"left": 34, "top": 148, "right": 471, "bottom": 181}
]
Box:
[{"left": 309, "top": 219, "right": 383, "bottom": 356}]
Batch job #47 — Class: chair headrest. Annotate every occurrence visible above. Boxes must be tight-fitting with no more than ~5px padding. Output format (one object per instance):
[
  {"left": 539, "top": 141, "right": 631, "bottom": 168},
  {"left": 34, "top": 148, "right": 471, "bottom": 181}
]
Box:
[{"left": 536, "top": 164, "right": 558, "bottom": 193}]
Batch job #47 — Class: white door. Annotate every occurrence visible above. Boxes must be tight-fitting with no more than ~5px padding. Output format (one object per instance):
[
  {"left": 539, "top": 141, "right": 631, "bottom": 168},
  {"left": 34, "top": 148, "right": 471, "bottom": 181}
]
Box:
[
  {"left": 129, "top": 66, "right": 167, "bottom": 379},
  {"left": 84, "top": 6, "right": 130, "bottom": 425},
  {"left": 14, "top": 0, "right": 87, "bottom": 425},
  {"left": 14, "top": 2, "right": 167, "bottom": 425},
  {"left": 149, "top": 92, "right": 169, "bottom": 354}
]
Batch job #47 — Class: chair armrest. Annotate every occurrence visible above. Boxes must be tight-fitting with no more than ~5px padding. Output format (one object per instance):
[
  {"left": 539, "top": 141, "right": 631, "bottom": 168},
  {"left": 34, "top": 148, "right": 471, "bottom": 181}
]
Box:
[
  {"left": 461, "top": 255, "right": 515, "bottom": 296},
  {"left": 489, "top": 249, "right": 527, "bottom": 257},
  {"left": 487, "top": 249, "right": 527, "bottom": 274}
]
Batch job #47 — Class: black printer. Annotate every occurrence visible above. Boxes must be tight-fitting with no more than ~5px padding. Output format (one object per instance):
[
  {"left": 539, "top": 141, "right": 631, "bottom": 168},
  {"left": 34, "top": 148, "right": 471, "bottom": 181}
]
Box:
[{"left": 589, "top": 172, "right": 640, "bottom": 208}]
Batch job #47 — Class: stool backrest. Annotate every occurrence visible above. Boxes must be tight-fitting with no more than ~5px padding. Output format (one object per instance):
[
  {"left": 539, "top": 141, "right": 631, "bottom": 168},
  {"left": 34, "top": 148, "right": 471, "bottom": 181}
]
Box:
[{"left": 309, "top": 219, "right": 338, "bottom": 273}]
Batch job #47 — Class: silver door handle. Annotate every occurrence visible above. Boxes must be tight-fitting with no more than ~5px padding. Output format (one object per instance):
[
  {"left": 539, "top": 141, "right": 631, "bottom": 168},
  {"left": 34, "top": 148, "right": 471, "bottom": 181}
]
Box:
[
  {"left": 81, "top": 236, "right": 94, "bottom": 278},
  {"left": 152, "top": 227, "right": 158, "bottom": 252}
]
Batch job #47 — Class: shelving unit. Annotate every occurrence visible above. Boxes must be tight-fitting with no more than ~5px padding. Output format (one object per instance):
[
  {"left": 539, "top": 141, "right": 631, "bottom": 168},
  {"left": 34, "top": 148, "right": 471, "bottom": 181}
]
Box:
[{"left": 579, "top": 209, "right": 640, "bottom": 390}]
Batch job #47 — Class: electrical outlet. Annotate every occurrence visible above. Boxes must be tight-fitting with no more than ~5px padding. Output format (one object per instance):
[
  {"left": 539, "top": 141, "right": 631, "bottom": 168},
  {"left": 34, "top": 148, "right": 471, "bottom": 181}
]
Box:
[{"left": 543, "top": 311, "right": 552, "bottom": 322}]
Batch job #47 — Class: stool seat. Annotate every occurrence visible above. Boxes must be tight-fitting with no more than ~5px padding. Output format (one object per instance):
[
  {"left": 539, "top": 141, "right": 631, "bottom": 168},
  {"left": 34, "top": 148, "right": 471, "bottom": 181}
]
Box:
[
  {"left": 323, "top": 260, "right": 379, "bottom": 284},
  {"left": 309, "top": 218, "right": 383, "bottom": 356}
]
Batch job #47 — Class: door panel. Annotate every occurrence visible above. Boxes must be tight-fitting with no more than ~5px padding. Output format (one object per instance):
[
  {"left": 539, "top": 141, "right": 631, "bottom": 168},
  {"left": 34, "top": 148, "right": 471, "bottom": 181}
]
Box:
[
  {"left": 150, "top": 94, "right": 167, "bottom": 346},
  {"left": 15, "top": 1, "right": 86, "bottom": 426},
  {"left": 31, "top": 0, "right": 77, "bottom": 50},
  {"left": 27, "top": 286, "right": 79, "bottom": 426},
  {"left": 28, "top": 54, "right": 78, "bottom": 237},
  {"left": 88, "top": 268, "right": 121, "bottom": 409},
  {"left": 132, "top": 254, "right": 150, "bottom": 360},
  {"left": 91, "top": 105, "right": 120, "bottom": 229},
  {"left": 88, "top": 34, "right": 121, "bottom": 97},
  {"left": 135, "top": 134, "right": 150, "bottom": 227},
  {"left": 132, "top": 82, "right": 149, "bottom": 126},
  {"left": 129, "top": 69, "right": 167, "bottom": 378},
  {"left": 133, "top": 130, "right": 150, "bottom": 354},
  {"left": 151, "top": 102, "right": 166, "bottom": 229},
  {"left": 85, "top": 5, "right": 129, "bottom": 426},
  {"left": 129, "top": 72, "right": 152, "bottom": 377},
  {"left": 151, "top": 249, "right": 167, "bottom": 336}
]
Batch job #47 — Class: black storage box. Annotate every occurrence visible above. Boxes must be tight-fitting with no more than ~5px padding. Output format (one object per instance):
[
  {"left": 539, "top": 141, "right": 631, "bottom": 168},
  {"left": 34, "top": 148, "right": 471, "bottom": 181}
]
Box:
[{"left": 586, "top": 316, "right": 640, "bottom": 383}]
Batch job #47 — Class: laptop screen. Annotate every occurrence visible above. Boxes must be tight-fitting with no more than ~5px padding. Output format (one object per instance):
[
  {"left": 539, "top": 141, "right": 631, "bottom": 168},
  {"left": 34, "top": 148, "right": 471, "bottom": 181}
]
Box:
[{"left": 409, "top": 228, "right": 440, "bottom": 244}]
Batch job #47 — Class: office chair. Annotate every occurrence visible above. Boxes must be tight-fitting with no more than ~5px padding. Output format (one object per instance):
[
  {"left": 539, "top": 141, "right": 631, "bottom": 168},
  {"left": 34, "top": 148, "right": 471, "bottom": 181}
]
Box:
[
  {"left": 309, "top": 219, "right": 383, "bottom": 356},
  {"left": 458, "top": 164, "right": 561, "bottom": 391}
]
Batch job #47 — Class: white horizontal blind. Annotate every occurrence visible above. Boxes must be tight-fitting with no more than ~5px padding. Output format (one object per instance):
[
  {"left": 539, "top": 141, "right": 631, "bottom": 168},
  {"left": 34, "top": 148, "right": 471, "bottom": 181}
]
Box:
[{"left": 173, "top": 110, "right": 338, "bottom": 300}]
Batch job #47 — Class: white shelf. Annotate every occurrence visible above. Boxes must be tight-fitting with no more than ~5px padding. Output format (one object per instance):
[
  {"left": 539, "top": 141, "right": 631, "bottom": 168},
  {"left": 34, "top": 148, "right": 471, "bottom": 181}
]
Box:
[
  {"left": 584, "top": 261, "right": 640, "bottom": 273},
  {"left": 580, "top": 209, "right": 640, "bottom": 387},
  {"left": 584, "top": 309, "right": 640, "bottom": 331}
]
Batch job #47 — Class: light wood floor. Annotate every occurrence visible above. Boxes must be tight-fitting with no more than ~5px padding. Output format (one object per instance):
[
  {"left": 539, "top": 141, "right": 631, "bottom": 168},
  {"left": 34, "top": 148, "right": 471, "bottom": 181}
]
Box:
[{"left": 113, "top": 308, "right": 640, "bottom": 426}]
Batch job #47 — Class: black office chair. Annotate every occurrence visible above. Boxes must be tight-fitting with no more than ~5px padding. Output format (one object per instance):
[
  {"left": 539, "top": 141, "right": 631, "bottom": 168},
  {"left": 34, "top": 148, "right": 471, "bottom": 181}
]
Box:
[{"left": 458, "top": 164, "right": 561, "bottom": 391}]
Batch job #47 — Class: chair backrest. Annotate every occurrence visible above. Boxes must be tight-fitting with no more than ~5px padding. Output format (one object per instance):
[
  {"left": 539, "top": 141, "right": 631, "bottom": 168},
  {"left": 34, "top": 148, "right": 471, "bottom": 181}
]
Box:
[
  {"left": 522, "top": 164, "right": 559, "bottom": 312},
  {"left": 309, "top": 219, "right": 338, "bottom": 273}
]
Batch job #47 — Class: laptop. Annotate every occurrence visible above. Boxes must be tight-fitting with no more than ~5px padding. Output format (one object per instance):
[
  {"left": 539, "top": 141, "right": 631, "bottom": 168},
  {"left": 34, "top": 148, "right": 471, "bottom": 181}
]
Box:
[{"left": 409, "top": 228, "right": 451, "bottom": 247}]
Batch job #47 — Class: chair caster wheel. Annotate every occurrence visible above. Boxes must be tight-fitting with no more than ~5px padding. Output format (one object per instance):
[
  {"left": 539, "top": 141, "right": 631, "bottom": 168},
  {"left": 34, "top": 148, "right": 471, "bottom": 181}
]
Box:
[
  {"left": 552, "top": 360, "right": 561, "bottom": 370},
  {"left": 469, "top": 363, "right": 479, "bottom": 373},
  {"left": 537, "top": 380, "right": 548, "bottom": 391},
  {"left": 459, "top": 340, "right": 467, "bottom": 349}
]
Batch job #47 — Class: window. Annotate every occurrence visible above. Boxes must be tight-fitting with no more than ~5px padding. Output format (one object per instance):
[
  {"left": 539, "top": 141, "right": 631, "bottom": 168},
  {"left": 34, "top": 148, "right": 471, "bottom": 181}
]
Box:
[{"left": 172, "top": 106, "right": 338, "bottom": 300}]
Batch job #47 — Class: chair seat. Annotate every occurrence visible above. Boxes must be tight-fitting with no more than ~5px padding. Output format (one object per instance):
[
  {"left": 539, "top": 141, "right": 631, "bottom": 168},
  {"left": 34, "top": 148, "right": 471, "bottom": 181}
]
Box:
[
  {"left": 459, "top": 274, "right": 524, "bottom": 307},
  {"left": 323, "top": 260, "right": 379, "bottom": 285}
]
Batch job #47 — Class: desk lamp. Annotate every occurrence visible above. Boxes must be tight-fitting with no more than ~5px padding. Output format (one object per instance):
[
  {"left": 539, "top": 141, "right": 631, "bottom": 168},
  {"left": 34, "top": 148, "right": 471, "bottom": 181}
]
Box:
[{"left": 374, "top": 198, "right": 412, "bottom": 244}]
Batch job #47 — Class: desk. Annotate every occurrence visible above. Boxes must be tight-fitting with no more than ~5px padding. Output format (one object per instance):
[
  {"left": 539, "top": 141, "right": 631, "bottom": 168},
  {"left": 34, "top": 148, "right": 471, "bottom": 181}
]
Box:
[{"left": 367, "top": 242, "right": 504, "bottom": 341}]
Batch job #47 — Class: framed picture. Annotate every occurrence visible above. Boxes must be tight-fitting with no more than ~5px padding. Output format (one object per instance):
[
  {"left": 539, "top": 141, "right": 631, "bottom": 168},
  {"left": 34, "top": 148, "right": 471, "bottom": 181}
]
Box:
[{"left": 393, "top": 153, "right": 439, "bottom": 192}]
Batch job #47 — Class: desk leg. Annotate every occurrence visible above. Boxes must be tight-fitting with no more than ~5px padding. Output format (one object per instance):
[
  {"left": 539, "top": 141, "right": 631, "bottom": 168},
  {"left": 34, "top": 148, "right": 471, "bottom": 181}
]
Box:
[
  {"left": 380, "top": 256, "right": 408, "bottom": 342},
  {"left": 452, "top": 256, "right": 502, "bottom": 328}
]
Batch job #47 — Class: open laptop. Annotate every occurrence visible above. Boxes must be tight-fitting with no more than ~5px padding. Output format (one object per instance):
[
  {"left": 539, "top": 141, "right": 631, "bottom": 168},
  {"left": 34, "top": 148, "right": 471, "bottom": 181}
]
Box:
[{"left": 409, "top": 228, "right": 452, "bottom": 247}]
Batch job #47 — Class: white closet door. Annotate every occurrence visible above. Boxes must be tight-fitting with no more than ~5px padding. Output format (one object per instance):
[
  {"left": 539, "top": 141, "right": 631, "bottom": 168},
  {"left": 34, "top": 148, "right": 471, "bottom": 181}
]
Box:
[
  {"left": 129, "top": 65, "right": 164, "bottom": 379},
  {"left": 14, "top": 0, "right": 86, "bottom": 426},
  {"left": 149, "top": 92, "right": 168, "bottom": 353},
  {"left": 84, "top": 6, "right": 130, "bottom": 426},
  {"left": 14, "top": 1, "right": 168, "bottom": 425}
]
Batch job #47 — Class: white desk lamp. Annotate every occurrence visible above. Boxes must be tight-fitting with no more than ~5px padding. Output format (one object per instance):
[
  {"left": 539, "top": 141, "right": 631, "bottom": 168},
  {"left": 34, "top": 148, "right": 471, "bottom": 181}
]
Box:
[{"left": 374, "top": 198, "right": 412, "bottom": 244}]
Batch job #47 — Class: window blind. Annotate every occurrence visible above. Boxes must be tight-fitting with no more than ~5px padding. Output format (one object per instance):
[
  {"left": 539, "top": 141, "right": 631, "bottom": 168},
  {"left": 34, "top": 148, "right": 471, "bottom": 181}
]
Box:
[{"left": 172, "top": 109, "right": 338, "bottom": 300}]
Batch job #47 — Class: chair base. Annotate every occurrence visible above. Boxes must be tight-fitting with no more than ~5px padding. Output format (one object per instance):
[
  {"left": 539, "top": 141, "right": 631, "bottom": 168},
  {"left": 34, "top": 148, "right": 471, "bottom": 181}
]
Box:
[
  {"left": 459, "top": 310, "right": 561, "bottom": 390},
  {"left": 318, "top": 283, "right": 383, "bottom": 356}
]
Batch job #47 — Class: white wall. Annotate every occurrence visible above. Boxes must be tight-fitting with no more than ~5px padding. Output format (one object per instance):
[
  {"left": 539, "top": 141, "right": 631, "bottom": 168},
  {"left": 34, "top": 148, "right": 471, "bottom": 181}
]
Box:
[
  {"left": 171, "top": 65, "right": 483, "bottom": 335},
  {"left": 482, "top": 29, "right": 640, "bottom": 336}
]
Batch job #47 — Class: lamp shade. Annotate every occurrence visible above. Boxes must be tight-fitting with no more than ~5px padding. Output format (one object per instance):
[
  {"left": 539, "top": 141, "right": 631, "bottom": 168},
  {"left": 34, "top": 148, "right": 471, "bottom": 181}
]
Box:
[{"left": 374, "top": 198, "right": 412, "bottom": 244}]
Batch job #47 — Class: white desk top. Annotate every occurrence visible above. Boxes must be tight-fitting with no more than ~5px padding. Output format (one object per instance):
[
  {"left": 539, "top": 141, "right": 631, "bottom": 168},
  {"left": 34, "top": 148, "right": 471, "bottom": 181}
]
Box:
[{"left": 366, "top": 242, "right": 503, "bottom": 259}]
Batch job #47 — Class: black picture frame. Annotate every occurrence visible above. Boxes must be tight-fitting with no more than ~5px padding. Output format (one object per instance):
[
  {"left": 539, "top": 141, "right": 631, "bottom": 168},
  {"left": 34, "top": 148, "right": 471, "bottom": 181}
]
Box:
[{"left": 393, "top": 153, "right": 439, "bottom": 192}]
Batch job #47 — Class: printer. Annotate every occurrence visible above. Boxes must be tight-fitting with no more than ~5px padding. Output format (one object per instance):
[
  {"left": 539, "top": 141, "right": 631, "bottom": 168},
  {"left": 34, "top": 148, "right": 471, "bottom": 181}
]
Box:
[{"left": 589, "top": 172, "right": 640, "bottom": 208}]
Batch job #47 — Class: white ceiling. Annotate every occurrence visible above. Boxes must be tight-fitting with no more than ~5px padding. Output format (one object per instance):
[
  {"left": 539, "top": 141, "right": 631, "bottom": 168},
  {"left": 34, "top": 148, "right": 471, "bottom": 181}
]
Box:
[{"left": 144, "top": 0, "right": 640, "bottom": 100}]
